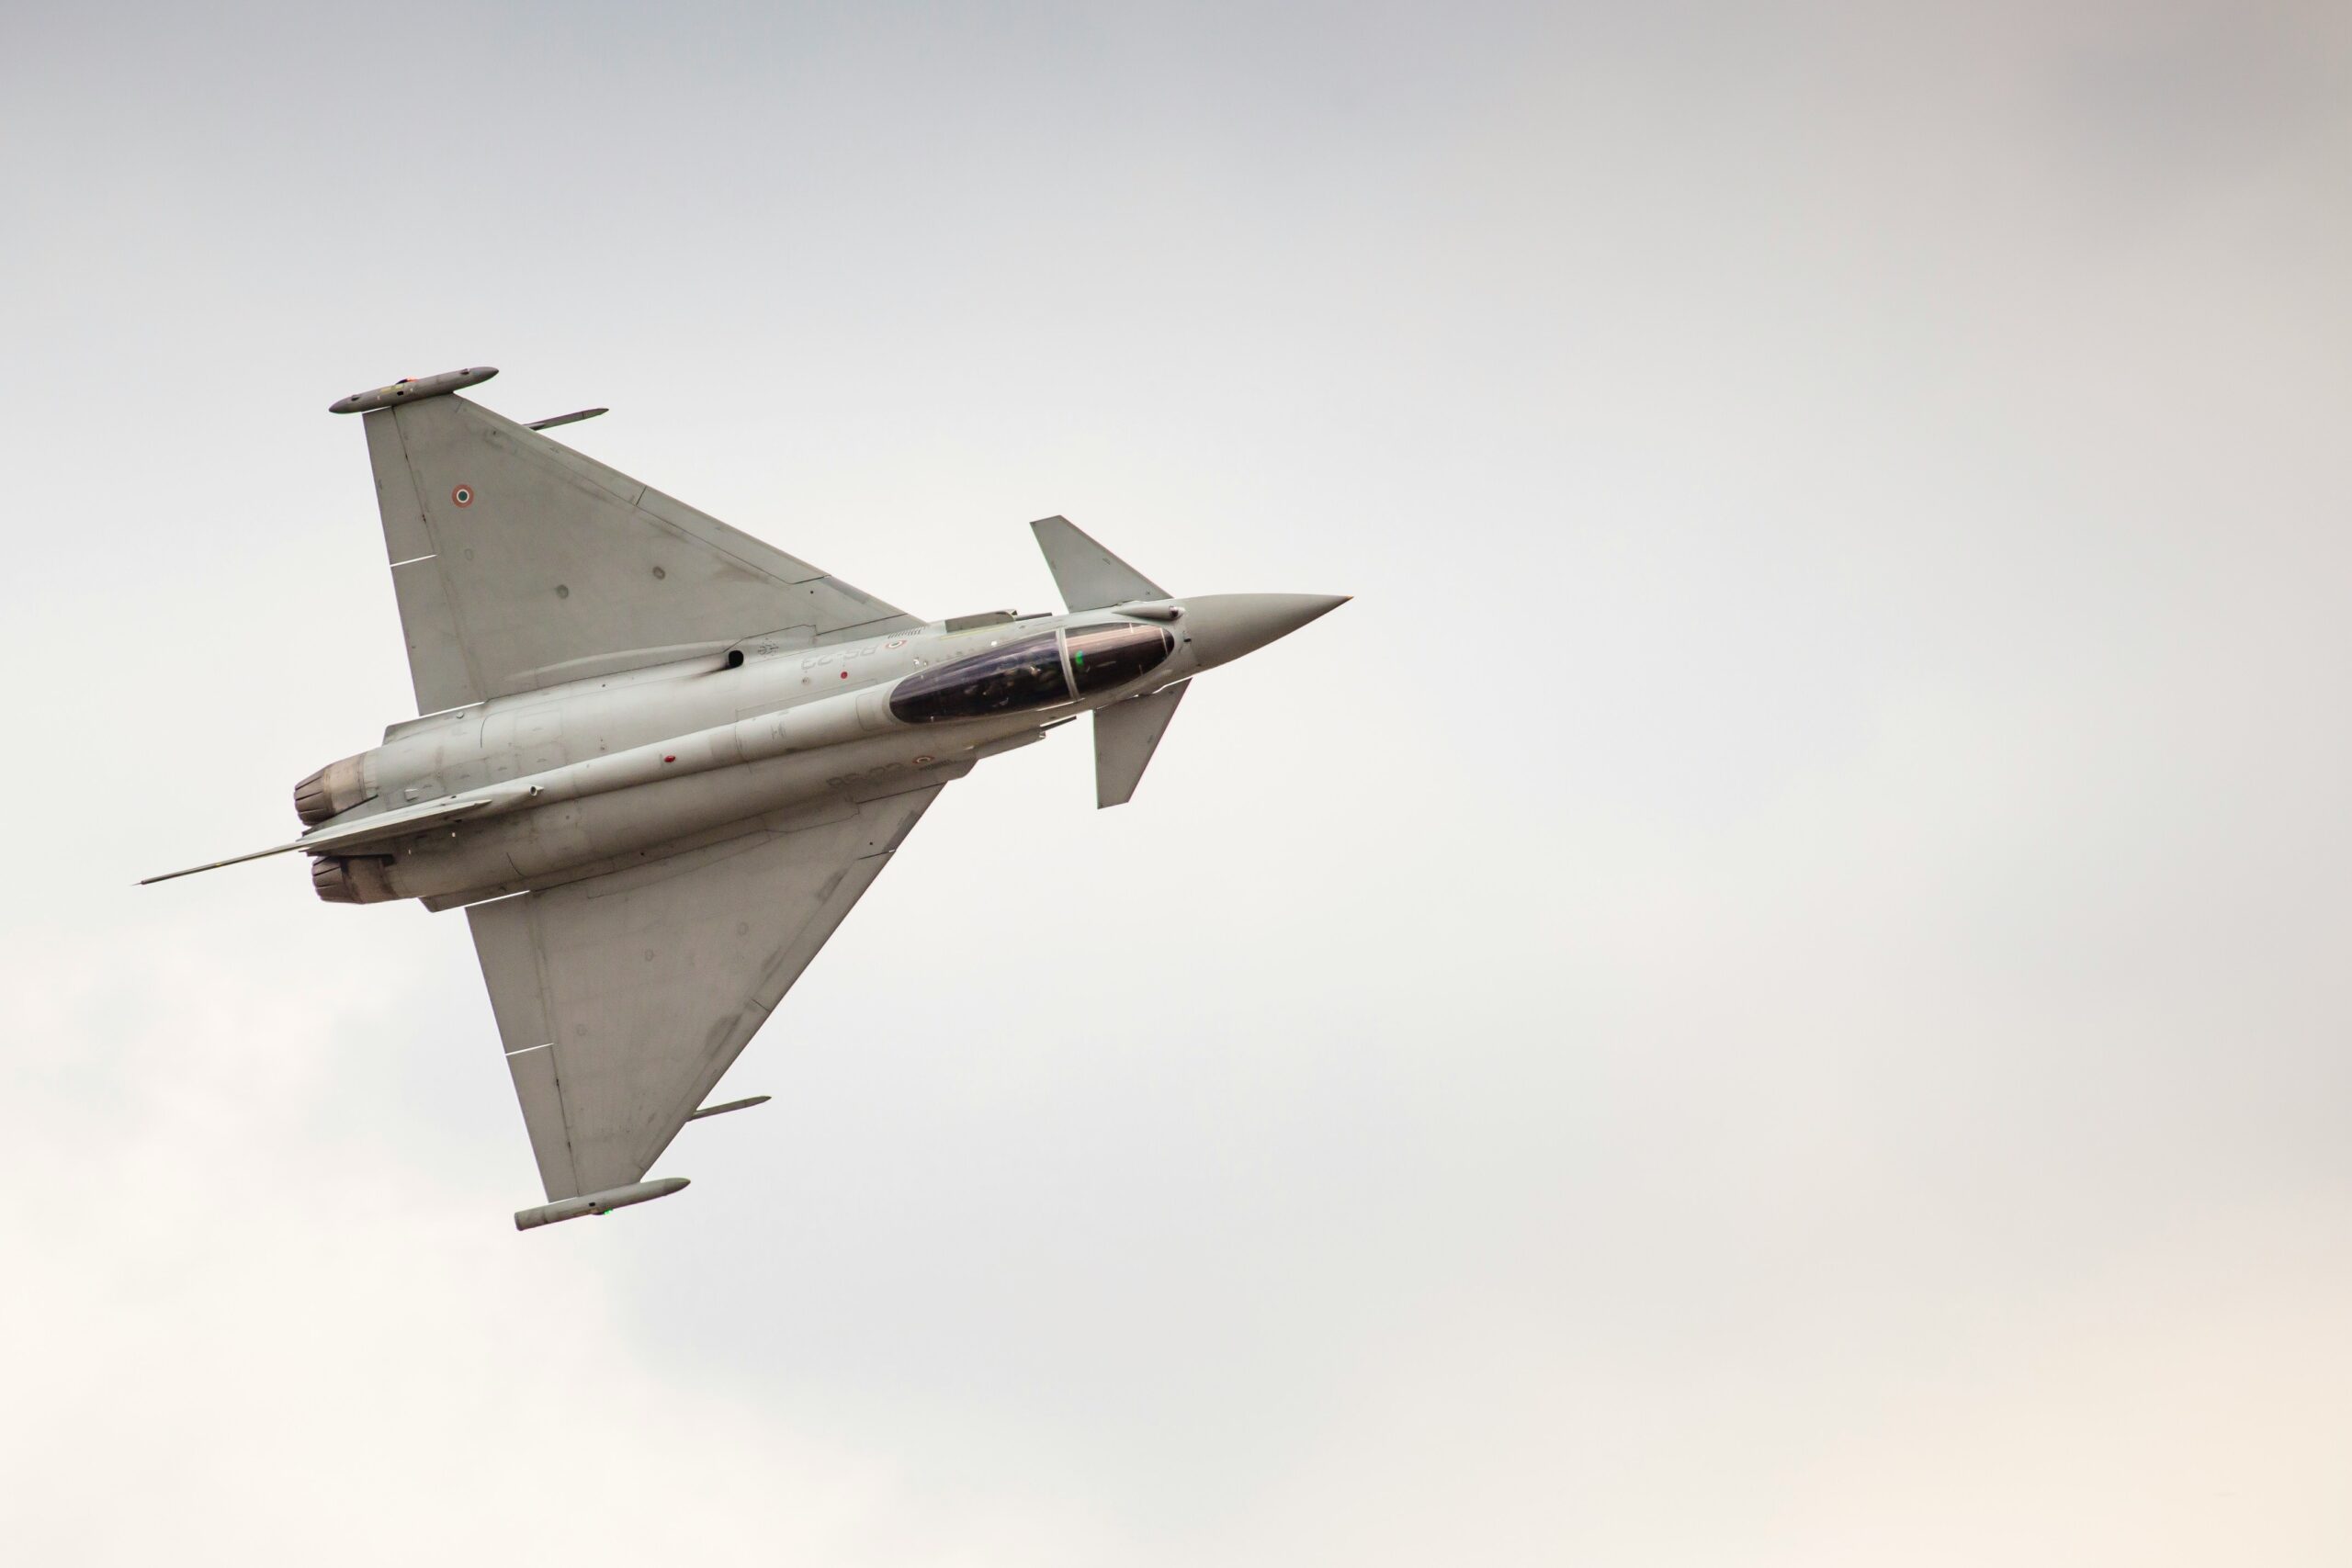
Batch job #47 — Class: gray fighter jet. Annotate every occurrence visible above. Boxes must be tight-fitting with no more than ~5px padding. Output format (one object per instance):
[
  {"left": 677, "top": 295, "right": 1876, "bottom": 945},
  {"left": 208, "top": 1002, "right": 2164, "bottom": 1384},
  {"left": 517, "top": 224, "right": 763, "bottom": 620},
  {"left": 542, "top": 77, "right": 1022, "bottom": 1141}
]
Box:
[{"left": 146, "top": 367, "right": 1346, "bottom": 1229}]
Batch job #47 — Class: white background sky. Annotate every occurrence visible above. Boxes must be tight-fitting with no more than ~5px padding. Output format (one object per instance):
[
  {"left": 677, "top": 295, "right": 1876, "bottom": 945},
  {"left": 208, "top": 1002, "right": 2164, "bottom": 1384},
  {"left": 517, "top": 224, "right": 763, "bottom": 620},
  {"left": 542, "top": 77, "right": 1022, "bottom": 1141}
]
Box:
[{"left": 5, "top": 3, "right": 2349, "bottom": 1562}]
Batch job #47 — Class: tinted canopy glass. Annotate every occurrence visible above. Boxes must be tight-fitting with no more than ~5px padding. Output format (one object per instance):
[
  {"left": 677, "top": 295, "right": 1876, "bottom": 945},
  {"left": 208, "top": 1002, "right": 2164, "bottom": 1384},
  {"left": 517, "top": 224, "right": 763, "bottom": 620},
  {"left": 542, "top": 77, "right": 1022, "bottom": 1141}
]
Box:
[
  {"left": 890, "top": 632, "right": 1071, "bottom": 724},
  {"left": 1066, "top": 622, "right": 1175, "bottom": 695}
]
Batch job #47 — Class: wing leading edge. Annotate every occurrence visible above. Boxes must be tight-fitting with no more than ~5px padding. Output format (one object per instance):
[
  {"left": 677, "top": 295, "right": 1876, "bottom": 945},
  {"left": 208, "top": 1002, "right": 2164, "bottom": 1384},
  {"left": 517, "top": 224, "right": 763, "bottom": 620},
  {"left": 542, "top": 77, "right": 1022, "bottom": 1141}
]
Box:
[{"left": 465, "top": 780, "right": 949, "bottom": 1201}]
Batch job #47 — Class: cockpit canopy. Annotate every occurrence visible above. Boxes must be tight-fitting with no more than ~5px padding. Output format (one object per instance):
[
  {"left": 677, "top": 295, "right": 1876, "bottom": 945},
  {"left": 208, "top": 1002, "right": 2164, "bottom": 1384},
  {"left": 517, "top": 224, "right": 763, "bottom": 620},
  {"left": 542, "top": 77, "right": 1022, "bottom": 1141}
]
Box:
[
  {"left": 889, "top": 622, "right": 1175, "bottom": 724},
  {"left": 1065, "top": 621, "right": 1176, "bottom": 694}
]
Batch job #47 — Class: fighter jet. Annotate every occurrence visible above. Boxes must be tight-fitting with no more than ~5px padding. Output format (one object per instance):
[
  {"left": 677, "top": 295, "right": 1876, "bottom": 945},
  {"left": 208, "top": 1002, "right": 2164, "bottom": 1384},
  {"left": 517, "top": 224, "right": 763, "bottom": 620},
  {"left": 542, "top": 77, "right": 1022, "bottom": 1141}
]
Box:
[{"left": 144, "top": 367, "right": 1345, "bottom": 1229}]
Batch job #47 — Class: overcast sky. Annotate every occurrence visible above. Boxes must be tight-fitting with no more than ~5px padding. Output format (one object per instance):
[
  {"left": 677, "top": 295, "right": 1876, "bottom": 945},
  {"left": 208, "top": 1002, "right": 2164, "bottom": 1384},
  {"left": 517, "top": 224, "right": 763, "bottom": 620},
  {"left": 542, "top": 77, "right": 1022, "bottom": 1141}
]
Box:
[{"left": 5, "top": 2, "right": 2349, "bottom": 1562}]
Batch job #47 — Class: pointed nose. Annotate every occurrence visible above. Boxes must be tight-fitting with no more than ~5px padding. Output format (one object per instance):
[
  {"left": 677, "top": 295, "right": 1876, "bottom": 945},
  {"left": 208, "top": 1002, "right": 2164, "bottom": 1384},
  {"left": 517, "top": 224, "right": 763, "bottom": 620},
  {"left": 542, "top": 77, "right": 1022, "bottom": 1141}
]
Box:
[{"left": 1181, "top": 592, "right": 1351, "bottom": 671}]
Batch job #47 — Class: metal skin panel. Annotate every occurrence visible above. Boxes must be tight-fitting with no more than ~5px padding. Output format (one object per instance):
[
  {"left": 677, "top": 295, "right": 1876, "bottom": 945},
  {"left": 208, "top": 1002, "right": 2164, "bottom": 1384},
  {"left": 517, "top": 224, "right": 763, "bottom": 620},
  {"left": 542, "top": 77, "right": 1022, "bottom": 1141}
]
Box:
[
  {"left": 465, "top": 787, "right": 944, "bottom": 1200},
  {"left": 362, "top": 392, "right": 921, "bottom": 713}
]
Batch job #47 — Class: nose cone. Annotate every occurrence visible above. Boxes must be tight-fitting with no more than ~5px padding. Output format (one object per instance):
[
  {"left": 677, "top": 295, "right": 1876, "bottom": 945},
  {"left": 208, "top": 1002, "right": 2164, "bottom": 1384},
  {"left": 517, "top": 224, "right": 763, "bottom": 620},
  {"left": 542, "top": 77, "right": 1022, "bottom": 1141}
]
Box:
[{"left": 1182, "top": 592, "right": 1351, "bottom": 671}]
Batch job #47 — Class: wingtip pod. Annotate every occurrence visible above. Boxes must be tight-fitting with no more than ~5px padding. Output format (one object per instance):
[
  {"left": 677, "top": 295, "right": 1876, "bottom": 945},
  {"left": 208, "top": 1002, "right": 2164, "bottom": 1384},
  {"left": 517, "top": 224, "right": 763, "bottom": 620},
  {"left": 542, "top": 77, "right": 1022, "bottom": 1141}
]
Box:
[
  {"left": 514, "top": 1176, "right": 689, "bottom": 1231},
  {"left": 330, "top": 366, "right": 498, "bottom": 414}
]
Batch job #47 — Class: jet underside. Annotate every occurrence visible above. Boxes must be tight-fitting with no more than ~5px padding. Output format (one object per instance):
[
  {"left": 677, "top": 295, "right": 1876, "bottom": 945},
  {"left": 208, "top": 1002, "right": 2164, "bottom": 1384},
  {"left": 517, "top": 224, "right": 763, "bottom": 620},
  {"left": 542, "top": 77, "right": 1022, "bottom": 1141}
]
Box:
[{"left": 148, "top": 367, "right": 1344, "bottom": 1228}]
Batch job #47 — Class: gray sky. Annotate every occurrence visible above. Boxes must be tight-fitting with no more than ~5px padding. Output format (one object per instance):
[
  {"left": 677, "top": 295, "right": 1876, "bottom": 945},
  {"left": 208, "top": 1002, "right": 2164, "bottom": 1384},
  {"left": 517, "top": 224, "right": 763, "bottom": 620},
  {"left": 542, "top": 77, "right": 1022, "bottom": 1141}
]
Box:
[{"left": 5, "top": 2, "right": 2349, "bottom": 1562}]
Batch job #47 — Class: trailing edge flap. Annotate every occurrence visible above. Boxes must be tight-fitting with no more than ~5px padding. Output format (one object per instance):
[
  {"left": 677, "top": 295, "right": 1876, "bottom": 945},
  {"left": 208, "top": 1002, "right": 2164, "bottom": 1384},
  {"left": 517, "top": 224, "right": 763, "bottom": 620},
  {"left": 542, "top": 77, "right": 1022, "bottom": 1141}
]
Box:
[
  {"left": 466, "top": 782, "right": 947, "bottom": 1201},
  {"left": 1094, "top": 680, "right": 1188, "bottom": 808},
  {"left": 1030, "top": 515, "right": 1166, "bottom": 611},
  {"left": 364, "top": 393, "right": 921, "bottom": 716}
]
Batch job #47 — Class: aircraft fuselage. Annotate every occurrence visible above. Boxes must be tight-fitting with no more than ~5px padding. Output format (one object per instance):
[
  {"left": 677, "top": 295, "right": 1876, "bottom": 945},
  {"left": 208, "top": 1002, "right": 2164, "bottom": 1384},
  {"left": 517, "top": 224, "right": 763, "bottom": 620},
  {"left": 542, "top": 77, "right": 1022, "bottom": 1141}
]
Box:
[{"left": 298, "top": 592, "right": 1334, "bottom": 908}]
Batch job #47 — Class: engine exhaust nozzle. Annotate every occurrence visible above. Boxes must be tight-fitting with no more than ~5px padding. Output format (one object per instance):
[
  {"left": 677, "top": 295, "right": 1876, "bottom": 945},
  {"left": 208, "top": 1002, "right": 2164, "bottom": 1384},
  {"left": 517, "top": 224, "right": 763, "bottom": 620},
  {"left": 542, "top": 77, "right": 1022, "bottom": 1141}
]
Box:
[{"left": 293, "top": 752, "right": 378, "bottom": 826}]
